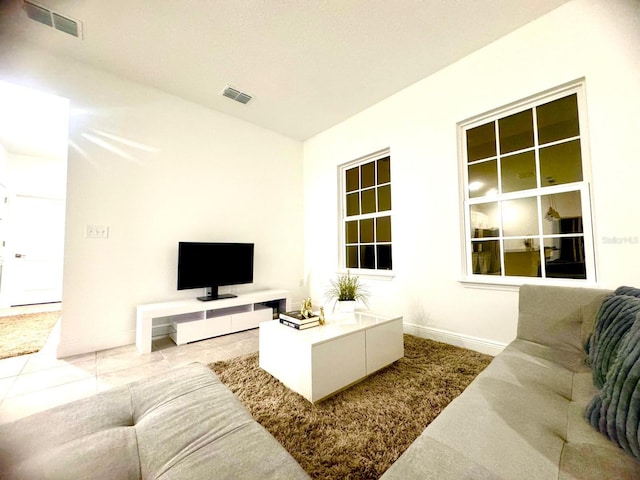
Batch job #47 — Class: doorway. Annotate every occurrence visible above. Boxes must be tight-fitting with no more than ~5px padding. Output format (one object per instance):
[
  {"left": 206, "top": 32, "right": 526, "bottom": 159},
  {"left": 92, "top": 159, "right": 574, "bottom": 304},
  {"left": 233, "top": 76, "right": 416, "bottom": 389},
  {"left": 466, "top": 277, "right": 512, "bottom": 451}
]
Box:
[{"left": 0, "top": 80, "right": 69, "bottom": 309}]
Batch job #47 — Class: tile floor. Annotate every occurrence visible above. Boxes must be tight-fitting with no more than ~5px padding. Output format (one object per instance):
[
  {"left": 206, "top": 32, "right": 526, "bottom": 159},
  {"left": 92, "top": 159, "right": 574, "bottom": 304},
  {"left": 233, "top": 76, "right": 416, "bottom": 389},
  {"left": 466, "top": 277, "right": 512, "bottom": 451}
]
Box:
[{"left": 0, "top": 327, "right": 259, "bottom": 425}]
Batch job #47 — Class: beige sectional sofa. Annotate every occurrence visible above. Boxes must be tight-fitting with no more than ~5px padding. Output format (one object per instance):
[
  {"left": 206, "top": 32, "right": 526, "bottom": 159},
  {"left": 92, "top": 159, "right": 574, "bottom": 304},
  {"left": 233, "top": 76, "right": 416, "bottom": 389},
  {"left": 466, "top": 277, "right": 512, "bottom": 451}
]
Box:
[
  {"left": 0, "top": 363, "right": 309, "bottom": 480},
  {"left": 381, "top": 284, "right": 640, "bottom": 479},
  {"left": 2, "top": 284, "right": 639, "bottom": 479}
]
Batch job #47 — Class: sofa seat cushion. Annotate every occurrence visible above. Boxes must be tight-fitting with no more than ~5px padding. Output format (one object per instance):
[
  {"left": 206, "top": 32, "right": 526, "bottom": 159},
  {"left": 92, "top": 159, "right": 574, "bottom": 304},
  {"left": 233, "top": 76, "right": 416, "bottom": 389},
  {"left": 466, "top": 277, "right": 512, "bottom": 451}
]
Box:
[
  {"left": 0, "top": 363, "right": 309, "bottom": 480},
  {"left": 382, "top": 345, "right": 572, "bottom": 479},
  {"left": 382, "top": 340, "right": 640, "bottom": 479}
]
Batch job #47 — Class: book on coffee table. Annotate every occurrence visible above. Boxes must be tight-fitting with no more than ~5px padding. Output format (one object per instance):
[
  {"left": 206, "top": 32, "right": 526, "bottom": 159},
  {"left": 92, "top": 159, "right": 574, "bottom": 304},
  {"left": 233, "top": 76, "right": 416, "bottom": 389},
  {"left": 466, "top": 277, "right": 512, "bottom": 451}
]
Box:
[
  {"left": 279, "top": 318, "right": 320, "bottom": 330},
  {"left": 279, "top": 310, "right": 319, "bottom": 324}
]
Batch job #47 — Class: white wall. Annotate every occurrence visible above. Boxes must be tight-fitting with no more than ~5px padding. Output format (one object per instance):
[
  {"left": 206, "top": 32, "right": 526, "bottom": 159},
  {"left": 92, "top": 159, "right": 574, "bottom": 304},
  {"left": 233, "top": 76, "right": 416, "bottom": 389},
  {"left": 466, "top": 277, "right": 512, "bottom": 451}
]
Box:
[
  {"left": 303, "top": 0, "right": 640, "bottom": 353},
  {"left": 0, "top": 45, "right": 305, "bottom": 357}
]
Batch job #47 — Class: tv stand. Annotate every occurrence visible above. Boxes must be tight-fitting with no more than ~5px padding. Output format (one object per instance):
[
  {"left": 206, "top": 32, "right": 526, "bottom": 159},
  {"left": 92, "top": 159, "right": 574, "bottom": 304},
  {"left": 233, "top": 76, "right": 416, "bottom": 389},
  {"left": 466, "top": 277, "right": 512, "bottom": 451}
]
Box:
[
  {"left": 197, "top": 293, "right": 237, "bottom": 301},
  {"left": 197, "top": 286, "right": 237, "bottom": 301},
  {"left": 136, "top": 289, "right": 290, "bottom": 353}
]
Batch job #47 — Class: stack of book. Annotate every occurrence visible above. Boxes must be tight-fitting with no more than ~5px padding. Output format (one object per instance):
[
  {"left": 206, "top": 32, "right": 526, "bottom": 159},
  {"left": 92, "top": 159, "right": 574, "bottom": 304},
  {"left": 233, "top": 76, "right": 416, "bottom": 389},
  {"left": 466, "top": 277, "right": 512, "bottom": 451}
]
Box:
[{"left": 279, "top": 310, "right": 320, "bottom": 330}]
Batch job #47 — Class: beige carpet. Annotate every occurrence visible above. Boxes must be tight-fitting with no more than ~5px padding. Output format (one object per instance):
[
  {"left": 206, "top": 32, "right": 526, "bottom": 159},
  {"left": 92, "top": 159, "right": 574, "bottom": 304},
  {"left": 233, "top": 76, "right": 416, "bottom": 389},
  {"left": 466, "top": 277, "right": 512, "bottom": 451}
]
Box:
[
  {"left": 0, "top": 311, "right": 60, "bottom": 360},
  {"left": 211, "top": 334, "right": 492, "bottom": 480}
]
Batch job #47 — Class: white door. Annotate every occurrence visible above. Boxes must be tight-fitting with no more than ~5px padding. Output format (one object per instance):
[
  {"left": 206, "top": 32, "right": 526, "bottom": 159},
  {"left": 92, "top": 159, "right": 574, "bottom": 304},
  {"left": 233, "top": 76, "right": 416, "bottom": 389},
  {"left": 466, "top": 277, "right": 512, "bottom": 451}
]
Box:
[{"left": 8, "top": 194, "right": 65, "bottom": 306}]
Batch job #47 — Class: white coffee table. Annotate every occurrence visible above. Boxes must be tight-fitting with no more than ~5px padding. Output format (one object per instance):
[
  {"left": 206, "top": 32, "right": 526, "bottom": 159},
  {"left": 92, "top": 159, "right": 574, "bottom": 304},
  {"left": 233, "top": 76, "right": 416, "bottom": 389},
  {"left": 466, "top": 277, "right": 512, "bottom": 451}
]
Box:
[{"left": 259, "top": 311, "right": 403, "bottom": 402}]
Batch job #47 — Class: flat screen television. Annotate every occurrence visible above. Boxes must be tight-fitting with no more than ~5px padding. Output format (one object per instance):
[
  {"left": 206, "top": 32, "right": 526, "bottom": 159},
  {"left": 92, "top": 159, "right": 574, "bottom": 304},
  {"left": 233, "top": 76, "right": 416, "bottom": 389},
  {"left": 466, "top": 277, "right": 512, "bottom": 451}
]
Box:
[{"left": 177, "top": 242, "right": 254, "bottom": 301}]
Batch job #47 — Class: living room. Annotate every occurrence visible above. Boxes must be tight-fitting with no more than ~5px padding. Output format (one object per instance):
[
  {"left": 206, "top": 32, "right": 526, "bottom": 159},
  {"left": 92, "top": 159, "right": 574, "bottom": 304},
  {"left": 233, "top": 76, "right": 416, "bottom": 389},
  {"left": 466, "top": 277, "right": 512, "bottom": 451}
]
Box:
[
  {"left": 0, "top": 0, "right": 635, "bottom": 361},
  {"left": 0, "top": 0, "right": 639, "bottom": 477}
]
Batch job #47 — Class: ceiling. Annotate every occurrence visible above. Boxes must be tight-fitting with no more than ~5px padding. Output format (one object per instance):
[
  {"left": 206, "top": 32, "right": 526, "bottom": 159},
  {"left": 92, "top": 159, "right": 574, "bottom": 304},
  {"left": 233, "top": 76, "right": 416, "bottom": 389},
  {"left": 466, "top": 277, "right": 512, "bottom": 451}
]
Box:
[{"left": 0, "top": 0, "right": 572, "bottom": 142}]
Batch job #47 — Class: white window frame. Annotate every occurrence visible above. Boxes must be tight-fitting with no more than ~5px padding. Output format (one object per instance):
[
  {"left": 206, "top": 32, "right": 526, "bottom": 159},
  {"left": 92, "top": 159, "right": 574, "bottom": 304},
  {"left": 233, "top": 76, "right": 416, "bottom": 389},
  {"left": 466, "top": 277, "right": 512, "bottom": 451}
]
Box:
[
  {"left": 458, "top": 81, "right": 597, "bottom": 286},
  {"left": 338, "top": 148, "right": 394, "bottom": 276}
]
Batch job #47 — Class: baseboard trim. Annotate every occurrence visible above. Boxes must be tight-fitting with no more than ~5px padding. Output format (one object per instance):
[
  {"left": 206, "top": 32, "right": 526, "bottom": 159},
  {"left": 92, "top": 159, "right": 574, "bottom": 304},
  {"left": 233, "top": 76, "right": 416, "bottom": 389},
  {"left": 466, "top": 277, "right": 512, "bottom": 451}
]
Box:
[{"left": 403, "top": 323, "right": 507, "bottom": 356}]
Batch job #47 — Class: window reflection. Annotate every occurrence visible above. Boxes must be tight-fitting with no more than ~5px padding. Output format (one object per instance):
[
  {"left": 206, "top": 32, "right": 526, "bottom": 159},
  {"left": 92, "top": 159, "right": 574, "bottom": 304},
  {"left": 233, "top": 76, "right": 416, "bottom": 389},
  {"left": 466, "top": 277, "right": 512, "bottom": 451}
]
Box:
[
  {"left": 545, "top": 235, "right": 586, "bottom": 279},
  {"left": 501, "top": 197, "right": 538, "bottom": 237},
  {"left": 466, "top": 122, "right": 496, "bottom": 162},
  {"left": 540, "top": 140, "right": 583, "bottom": 186},
  {"left": 541, "top": 191, "right": 582, "bottom": 235},
  {"left": 346, "top": 192, "right": 359, "bottom": 216},
  {"left": 378, "top": 185, "right": 391, "bottom": 211},
  {"left": 376, "top": 216, "right": 391, "bottom": 242},
  {"left": 346, "top": 220, "right": 358, "bottom": 243},
  {"left": 359, "top": 218, "right": 374, "bottom": 243},
  {"left": 470, "top": 203, "right": 499, "bottom": 237},
  {"left": 346, "top": 167, "right": 359, "bottom": 192},
  {"left": 499, "top": 110, "right": 534, "bottom": 154},
  {"left": 500, "top": 151, "right": 536, "bottom": 193},
  {"left": 377, "top": 157, "right": 391, "bottom": 184},
  {"left": 361, "top": 162, "right": 375, "bottom": 188},
  {"left": 468, "top": 160, "right": 498, "bottom": 198},
  {"left": 471, "top": 240, "right": 501, "bottom": 275},
  {"left": 537, "top": 94, "right": 580, "bottom": 145},
  {"left": 504, "top": 238, "right": 541, "bottom": 277},
  {"left": 361, "top": 189, "right": 376, "bottom": 214}
]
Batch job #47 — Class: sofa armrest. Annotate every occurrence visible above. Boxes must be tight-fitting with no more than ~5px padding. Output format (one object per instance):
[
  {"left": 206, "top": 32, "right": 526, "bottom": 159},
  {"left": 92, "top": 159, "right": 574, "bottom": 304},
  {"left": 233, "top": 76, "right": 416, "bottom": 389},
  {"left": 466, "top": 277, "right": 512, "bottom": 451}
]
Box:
[{"left": 517, "top": 284, "right": 610, "bottom": 352}]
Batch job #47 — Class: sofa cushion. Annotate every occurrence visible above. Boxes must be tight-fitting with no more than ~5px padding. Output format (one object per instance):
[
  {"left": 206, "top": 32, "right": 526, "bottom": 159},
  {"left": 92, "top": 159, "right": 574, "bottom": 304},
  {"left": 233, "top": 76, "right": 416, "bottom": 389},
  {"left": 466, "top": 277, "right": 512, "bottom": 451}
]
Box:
[
  {"left": 517, "top": 285, "right": 608, "bottom": 354},
  {"left": 0, "top": 363, "right": 309, "bottom": 480}
]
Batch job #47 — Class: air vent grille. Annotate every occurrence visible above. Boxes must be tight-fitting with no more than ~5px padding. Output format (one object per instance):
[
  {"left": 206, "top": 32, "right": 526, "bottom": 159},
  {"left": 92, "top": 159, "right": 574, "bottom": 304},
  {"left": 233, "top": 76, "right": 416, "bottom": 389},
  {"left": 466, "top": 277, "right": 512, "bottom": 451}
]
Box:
[
  {"left": 221, "top": 85, "right": 253, "bottom": 105},
  {"left": 23, "top": 1, "right": 83, "bottom": 38}
]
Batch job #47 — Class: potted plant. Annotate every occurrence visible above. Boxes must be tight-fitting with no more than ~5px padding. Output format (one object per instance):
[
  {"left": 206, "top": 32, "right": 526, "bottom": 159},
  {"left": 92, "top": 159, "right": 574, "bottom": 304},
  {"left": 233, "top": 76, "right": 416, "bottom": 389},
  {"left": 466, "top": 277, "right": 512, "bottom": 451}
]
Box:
[{"left": 325, "top": 272, "right": 369, "bottom": 313}]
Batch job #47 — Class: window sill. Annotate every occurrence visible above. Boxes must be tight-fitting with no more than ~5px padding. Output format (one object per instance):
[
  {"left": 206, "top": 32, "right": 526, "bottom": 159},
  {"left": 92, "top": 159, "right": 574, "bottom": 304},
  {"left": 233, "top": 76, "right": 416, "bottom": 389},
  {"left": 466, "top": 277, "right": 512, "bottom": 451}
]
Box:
[
  {"left": 340, "top": 269, "right": 395, "bottom": 281},
  {"left": 458, "top": 275, "right": 599, "bottom": 291}
]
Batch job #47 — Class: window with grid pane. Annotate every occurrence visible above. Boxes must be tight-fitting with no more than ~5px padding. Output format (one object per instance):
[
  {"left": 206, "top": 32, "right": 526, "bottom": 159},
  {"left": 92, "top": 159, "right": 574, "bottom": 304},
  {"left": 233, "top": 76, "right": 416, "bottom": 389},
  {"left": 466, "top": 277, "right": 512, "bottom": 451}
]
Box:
[
  {"left": 342, "top": 152, "right": 392, "bottom": 271},
  {"left": 462, "top": 86, "right": 595, "bottom": 282}
]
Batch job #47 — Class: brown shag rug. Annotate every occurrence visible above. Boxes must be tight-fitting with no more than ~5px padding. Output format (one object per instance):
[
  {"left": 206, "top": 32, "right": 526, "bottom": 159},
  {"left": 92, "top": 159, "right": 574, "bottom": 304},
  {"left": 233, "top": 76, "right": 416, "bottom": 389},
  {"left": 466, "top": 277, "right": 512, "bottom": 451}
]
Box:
[
  {"left": 211, "top": 334, "right": 492, "bottom": 480},
  {"left": 0, "top": 311, "right": 60, "bottom": 360}
]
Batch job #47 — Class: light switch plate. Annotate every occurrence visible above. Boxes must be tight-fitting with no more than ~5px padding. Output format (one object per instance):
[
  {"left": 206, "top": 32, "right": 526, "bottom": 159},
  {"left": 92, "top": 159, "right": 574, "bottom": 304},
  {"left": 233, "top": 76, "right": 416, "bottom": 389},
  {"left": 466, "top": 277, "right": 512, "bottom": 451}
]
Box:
[{"left": 85, "top": 224, "right": 109, "bottom": 239}]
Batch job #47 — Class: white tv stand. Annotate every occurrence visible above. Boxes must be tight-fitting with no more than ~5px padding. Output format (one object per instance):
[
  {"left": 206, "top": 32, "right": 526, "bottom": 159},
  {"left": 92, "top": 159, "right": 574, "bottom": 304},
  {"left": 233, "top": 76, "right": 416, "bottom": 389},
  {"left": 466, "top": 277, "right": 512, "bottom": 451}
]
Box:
[{"left": 136, "top": 289, "right": 291, "bottom": 354}]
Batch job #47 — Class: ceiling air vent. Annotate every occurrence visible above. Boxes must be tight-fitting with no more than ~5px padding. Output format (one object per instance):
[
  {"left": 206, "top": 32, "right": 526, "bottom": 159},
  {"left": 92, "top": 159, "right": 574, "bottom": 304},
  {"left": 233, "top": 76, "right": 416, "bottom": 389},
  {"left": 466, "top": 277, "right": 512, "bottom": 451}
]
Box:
[
  {"left": 221, "top": 85, "right": 253, "bottom": 105},
  {"left": 23, "top": 1, "right": 83, "bottom": 38},
  {"left": 23, "top": 0, "right": 52, "bottom": 26}
]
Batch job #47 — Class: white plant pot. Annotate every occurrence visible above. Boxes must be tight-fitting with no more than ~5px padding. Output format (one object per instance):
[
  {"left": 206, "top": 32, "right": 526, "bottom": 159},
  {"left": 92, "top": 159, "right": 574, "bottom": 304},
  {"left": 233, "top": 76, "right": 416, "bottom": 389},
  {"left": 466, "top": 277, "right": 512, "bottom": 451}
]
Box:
[{"left": 335, "top": 300, "right": 356, "bottom": 313}]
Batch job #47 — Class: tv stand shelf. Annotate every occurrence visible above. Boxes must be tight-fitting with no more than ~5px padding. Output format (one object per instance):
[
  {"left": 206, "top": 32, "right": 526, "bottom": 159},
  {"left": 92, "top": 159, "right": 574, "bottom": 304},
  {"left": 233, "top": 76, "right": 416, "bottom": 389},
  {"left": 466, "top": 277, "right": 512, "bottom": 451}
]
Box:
[{"left": 136, "top": 289, "right": 290, "bottom": 354}]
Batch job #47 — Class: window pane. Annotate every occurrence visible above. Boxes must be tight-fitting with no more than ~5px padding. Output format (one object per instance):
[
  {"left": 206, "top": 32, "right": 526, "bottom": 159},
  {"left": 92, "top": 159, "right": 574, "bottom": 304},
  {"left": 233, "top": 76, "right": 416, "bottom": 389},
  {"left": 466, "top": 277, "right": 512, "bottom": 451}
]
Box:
[
  {"left": 361, "top": 162, "right": 375, "bottom": 188},
  {"left": 471, "top": 240, "right": 501, "bottom": 275},
  {"left": 360, "top": 245, "right": 375, "bottom": 269},
  {"left": 376, "top": 216, "right": 391, "bottom": 242},
  {"left": 377, "top": 245, "right": 392, "bottom": 270},
  {"left": 346, "top": 192, "right": 359, "bottom": 216},
  {"left": 470, "top": 203, "right": 499, "bottom": 238},
  {"left": 539, "top": 140, "right": 583, "bottom": 186},
  {"left": 541, "top": 191, "right": 582, "bottom": 235},
  {"left": 360, "top": 218, "right": 374, "bottom": 243},
  {"left": 346, "top": 220, "right": 358, "bottom": 244},
  {"left": 346, "top": 246, "right": 358, "bottom": 268},
  {"left": 377, "top": 157, "right": 391, "bottom": 184},
  {"left": 378, "top": 185, "right": 391, "bottom": 211},
  {"left": 500, "top": 151, "right": 536, "bottom": 193},
  {"left": 504, "top": 238, "right": 541, "bottom": 277},
  {"left": 499, "top": 109, "right": 534, "bottom": 154},
  {"left": 346, "top": 167, "right": 359, "bottom": 192},
  {"left": 545, "top": 236, "right": 586, "bottom": 279},
  {"left": 502, "top": 197, "right": 539, "bottom": 237},
  {"left": 468, "top": 160, "right": 498, "bottom": 198},
  {"left": 466, "top": 122, "right": 496, "bottom": 162},
  {"left": 537, "top": 94, "right": 579, "bottom": 145},
  {"left": 361, "top": 189, "right": 376, "bottom": 214}
]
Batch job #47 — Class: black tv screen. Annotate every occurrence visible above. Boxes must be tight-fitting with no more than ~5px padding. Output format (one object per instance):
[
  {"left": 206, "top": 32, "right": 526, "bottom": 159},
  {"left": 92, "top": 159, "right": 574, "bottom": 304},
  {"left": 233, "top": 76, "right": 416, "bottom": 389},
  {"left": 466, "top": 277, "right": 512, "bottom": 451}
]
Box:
[{"left": 177, "top": 242, "right": 254, "bottom": 301}]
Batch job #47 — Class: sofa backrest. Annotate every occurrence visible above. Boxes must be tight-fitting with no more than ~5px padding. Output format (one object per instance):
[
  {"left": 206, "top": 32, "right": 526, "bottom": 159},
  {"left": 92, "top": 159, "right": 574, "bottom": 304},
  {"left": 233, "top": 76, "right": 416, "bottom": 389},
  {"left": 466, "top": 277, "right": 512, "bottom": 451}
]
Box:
[{"left": 517, "top": 284, "right": 611, "bottom": 353}]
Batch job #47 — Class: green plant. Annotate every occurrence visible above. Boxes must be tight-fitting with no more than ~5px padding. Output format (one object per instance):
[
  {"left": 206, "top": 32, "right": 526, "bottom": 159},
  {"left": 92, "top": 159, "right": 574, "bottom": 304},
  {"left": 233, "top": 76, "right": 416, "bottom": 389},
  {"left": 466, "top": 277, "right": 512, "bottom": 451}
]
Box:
[{"left": 325, "top": 272, "right": 369, "bottom": 305}]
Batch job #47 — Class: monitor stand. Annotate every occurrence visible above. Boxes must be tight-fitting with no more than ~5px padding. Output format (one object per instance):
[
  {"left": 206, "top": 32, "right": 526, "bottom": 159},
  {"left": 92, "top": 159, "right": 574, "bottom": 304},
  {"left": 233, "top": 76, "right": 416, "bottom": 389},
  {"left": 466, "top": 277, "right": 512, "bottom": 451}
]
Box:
[{"left": 197, "top": 287, "right": 237, "bottom": 302}]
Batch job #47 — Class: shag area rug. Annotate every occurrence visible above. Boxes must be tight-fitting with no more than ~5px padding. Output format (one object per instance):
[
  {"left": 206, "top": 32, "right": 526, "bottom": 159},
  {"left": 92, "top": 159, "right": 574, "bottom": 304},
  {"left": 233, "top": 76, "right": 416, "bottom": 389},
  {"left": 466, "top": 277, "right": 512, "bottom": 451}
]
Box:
[
  {"left": 0, "top": 311, "right": 60, "bottom": 360},
  {"left": 211, "top": 334, "right": 492, "bottom": 480}
]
